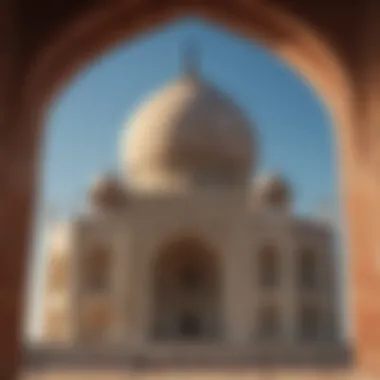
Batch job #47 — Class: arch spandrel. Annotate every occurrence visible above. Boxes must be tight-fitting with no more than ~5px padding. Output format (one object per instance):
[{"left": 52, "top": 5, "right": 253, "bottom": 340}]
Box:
[{"left": 23, "top": 0, "right": 354, "bottom": 153}]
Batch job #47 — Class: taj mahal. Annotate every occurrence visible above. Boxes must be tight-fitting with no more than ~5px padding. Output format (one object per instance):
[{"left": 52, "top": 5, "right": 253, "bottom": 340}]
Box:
[{"left": 33, "top": 48, "right": 349, "bottom": 368}]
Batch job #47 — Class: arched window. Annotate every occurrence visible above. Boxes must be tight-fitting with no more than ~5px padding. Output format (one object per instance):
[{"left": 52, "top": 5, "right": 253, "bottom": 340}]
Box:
[
  {"left": 298, "top": 304, "right": 320, "bottom": 341},
  {"left": 85, "top": 247, "right": 110, "bottom": 292},
  {"left": 179, "top": 312, "right": 202, "bottom": 339},
  {"left": 152, "top": 237, "right": 221, "bottom": 341},
  {"left": 179, "top": 261, "right": 204, "bottom": 292},
  {"left": 298, "top": 248, "right": 318, "bottom": 290},
  {"left": 257, "top": 305, "right": 281, "bottom": 340},
  {"left": 258, "top": 245, "right": 279, "bottom": 288}
]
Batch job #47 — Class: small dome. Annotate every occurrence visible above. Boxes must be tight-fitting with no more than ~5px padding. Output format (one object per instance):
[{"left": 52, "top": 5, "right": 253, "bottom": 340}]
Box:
[
  {"left": 89, "top": 174, "right": 126, "bottom": 209},
  {"left": 121, "top": 59, "right": 256, "bottom": 191},
  {"left": 255, "top": 173, "right": 292, "bottom": 210}
]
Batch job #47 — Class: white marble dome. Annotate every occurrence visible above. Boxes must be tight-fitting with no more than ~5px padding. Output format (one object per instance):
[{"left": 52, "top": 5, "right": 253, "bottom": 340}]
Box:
[{"left": 121, "top": 70, "right": 256, "bottom": 190}]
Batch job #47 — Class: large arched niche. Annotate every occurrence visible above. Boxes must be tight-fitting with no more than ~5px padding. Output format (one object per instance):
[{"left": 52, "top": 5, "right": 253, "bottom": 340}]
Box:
[{"left": 150, "top": 237, "right": 223, "bottom": 342}]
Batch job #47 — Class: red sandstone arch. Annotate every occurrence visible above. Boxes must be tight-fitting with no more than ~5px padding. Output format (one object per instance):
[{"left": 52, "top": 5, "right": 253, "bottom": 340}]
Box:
[{"left": 2, "top": 0, "right": 378, "bottom": 378}]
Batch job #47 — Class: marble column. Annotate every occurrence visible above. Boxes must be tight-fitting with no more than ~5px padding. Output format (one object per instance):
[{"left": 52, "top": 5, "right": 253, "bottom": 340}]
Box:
[
  {"left": 281, "top": 231, "right": 297, "bottom": 344},
  {"left": 125, "top": 233, "right": 151, "bottom": 351},
  {"left": 224, "top": 236, "right": 252, "bottom": 347}
]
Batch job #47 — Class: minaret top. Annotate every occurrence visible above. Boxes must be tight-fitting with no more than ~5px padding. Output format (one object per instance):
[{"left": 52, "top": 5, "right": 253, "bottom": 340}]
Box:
[{"left": 182, "top": 41, "right": 200, "bottom": 79}]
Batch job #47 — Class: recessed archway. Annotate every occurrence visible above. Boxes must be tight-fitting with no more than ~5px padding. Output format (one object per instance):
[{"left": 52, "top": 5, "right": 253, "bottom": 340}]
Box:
[{"left": 151, "top": 237, "right": 222, "bottom": 342}]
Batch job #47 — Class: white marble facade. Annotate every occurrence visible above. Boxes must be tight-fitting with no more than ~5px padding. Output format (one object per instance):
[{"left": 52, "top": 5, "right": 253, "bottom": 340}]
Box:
[{"left": 40, "top": 52, "right": 345, "bottom": 364}]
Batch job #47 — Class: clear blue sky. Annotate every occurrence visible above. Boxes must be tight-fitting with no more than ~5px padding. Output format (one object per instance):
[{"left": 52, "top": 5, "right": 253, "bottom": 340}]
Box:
[
  {"left": 41, "top": 17, "right": 338, "bottom": 218},
  {"left": 26, "top": 18, "right": 341, "bottom": 338}
]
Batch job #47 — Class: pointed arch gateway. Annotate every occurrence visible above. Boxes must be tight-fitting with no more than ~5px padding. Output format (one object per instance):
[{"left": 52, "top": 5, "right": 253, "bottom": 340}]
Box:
[{"left": 152, "top": 237, "right": 223, "bottom": 342}]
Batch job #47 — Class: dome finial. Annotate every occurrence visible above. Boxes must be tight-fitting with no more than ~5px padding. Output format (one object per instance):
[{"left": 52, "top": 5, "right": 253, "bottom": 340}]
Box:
[{"left": 182, "top": 40, "right": 200, "bottom": 79}]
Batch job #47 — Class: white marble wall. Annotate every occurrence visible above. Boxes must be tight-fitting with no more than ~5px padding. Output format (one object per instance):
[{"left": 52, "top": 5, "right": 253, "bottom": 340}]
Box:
[{"left": 48, "top": 191, "right": 339, "bottom": 353}]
